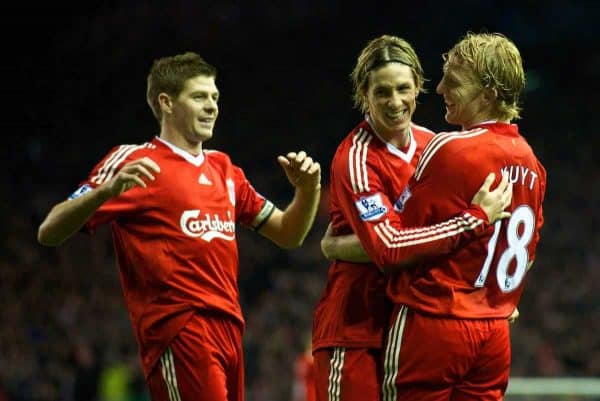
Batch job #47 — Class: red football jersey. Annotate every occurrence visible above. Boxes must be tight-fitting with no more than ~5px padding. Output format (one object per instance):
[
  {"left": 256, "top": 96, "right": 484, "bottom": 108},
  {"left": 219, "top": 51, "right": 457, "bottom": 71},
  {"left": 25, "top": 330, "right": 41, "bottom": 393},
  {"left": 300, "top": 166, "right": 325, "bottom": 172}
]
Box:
[
  {"left": 73, "top": 137, "right": 274, "bottom": 377},
  {"left": 312, "top": 119, "right": 488, "bottom": 351},
  {"left": 388, "top": 121, "right": 547, "bottom": 318}
]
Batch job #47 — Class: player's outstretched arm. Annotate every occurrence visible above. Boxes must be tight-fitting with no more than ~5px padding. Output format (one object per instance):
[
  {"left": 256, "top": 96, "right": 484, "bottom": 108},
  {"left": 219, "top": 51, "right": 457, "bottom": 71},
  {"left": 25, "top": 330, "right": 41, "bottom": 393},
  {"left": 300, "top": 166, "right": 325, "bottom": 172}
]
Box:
[
  {"left": 320, "top": 172, "right": 512, "bottom": 265},
  {"left": 258, "top": 151, "right": 321, "bottom": 249},
  {"left": 37, "top": 157, "right": 160, "bottom": 246}
]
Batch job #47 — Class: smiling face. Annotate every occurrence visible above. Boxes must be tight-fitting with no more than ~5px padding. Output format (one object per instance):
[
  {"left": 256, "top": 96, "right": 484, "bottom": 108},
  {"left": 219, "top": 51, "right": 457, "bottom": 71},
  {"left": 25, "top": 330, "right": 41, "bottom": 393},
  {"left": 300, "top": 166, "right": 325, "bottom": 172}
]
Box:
[
  {"left": 365, "top": 62, "right": 418, "bottom": 142},
  {"left": 168, "top": 75, "right": 219, "bottom": 144},
  {"left": 439, "top": 32, "right": 526, "bottom": 126},
  {"left": 435, "top": 58, "right": 489, "bottom": 129}
]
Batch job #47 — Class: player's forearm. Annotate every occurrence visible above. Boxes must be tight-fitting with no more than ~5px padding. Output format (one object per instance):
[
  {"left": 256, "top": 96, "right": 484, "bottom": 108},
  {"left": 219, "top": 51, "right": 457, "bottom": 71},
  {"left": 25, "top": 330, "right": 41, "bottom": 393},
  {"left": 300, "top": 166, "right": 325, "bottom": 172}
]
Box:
[
  {"left": 270, "top": 186, "right": 321, "bottom": 249},
  {"left": 374, "top": 208, "right": 488, "bottom": 272},
  {"left": 281, "top": 186, "right": 321, "bottom": 248},
  {"left": 37, "top": 186, "right": 112, "bottom": 246},
  {"left": 322, "top": 233, "right": 371, "bottom": 263}
]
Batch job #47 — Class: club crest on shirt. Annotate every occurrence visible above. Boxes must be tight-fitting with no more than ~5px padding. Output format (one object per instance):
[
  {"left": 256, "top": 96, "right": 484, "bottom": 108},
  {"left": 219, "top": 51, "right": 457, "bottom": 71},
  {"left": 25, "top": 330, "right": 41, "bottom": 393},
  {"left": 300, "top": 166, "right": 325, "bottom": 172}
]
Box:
[
  {"left": 394, "top": 186, "right": 412, "bottom": 212},
  {"left": 68, "top": 184, "right": 93, "bottom": 200},
  {"left": 226, "top": 179, "right": 236, "bottom": 206},
  {"left": 355, "top": 193, "right": 388, "bottom": 221},
  {"left": 180, "top": 210, "right": 235, "bottom": 242}
]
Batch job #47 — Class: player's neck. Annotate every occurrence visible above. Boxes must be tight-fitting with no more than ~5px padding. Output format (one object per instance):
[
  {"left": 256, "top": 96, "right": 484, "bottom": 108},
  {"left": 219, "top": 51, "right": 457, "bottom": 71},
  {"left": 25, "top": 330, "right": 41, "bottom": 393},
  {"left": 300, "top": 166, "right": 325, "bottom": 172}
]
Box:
[
  {"left": 387, "top": 129, "right": 411, "bottom": 149},
  {"left": 366, "top": 114, "right": 411, "bottom": 149},
  {"left": 462, "top": 117, "right": 510, "bottom": 130},
  {"left": 159, "top": 130, "right": 203, "bottom": 156},
  {"left": 461, "top": 105, "right": 511, "bottom": 130}
]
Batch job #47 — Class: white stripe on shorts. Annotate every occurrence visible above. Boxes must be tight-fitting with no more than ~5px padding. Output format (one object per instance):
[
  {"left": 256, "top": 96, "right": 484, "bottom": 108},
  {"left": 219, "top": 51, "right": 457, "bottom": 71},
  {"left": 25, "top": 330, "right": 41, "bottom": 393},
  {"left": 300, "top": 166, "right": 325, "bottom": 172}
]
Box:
[
  {"left": 161, "top": 347, "right": 182, "bottom": 401},
  {"left": 328, "top": 347, "right": 345, "bottom": 401},
  {"left": 382, "top": 306, "right": 408, "bottom": 401}
]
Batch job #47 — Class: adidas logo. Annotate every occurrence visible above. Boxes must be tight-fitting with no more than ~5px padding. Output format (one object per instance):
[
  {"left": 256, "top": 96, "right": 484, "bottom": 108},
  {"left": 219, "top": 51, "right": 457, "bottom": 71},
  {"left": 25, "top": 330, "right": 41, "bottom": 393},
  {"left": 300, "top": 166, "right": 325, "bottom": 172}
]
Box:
[{"left": 198, "top": 174, "right": 212, "bottom": 185}]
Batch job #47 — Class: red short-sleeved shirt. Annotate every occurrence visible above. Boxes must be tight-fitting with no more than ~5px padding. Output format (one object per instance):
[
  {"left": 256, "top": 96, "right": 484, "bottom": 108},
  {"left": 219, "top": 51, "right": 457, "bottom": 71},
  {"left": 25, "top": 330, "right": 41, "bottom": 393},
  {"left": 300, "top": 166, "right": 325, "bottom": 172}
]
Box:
[{"left": 72, "top": 137, "right": 274, "bottom": 376}]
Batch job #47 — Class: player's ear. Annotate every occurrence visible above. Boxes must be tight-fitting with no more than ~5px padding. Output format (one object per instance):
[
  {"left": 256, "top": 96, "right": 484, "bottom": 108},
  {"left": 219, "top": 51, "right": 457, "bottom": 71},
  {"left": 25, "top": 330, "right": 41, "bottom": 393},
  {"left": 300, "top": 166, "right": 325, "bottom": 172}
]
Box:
[
  {"left": 158, "top": 93, "right": 173, "bottom": 115},
  {"left": 483, "top": 87, "right": 498, "bottom": 105}
]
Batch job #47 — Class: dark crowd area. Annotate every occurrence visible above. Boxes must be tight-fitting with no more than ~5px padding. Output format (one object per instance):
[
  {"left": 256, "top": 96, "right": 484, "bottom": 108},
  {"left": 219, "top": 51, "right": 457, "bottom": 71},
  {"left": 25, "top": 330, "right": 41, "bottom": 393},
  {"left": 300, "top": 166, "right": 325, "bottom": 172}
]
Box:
[{"left": 1, "top": 1, "right": 598, "bottom": 400}]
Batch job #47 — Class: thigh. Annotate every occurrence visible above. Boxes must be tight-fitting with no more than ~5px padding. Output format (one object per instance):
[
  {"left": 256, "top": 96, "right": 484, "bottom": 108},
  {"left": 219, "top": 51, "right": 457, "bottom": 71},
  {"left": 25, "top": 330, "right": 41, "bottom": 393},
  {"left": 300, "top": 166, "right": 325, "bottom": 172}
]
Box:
[
  {"left": 147, "top": 313, "right": 243, "bottom": 401},
  {"left": 314, "top": 347, "right": 381, "bottom": 401},
  {"left": 386, "top": 306, "right": 510, "bottom": 401},
  {"left": 384, "top": 306, "right": 460, "bottom": 401},
  {"left": 452, "top": 321, "right": 510, "bottom": 401}
]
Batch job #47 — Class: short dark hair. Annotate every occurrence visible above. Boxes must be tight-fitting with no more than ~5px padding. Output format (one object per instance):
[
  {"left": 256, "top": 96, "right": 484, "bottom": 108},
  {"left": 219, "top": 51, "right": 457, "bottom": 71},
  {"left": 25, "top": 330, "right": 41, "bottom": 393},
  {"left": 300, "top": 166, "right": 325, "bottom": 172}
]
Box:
[{"left": 146, "top": 52, "right": 217, "bottom": 122}]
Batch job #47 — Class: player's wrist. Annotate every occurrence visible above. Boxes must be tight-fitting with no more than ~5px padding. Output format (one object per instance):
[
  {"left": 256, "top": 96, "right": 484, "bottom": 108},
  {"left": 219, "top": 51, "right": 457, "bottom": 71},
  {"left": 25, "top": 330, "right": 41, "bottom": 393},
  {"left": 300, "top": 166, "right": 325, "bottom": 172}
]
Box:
[
  {"left": 465, "top": 204, "right": 490, "bottom": 224},
  {"left": 97, "top": 182, "right": 118, "bottom": 201},
  {"left": 296, "top": 183, "right": 321, "bottom": 193}
]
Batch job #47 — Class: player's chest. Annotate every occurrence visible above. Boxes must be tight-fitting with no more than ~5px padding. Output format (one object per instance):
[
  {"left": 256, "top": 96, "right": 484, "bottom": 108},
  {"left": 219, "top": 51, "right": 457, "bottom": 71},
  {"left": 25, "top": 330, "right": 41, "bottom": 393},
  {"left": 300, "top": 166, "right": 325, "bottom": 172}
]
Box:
[
  {"left": 377, "top": 157, "right": 416, "bottom": 201},
  {"left": 153, "top": 164, "right": 236, "bottom": 210},
  {"left": 148, "top": 164, "right": 239, "bottom": 244}
]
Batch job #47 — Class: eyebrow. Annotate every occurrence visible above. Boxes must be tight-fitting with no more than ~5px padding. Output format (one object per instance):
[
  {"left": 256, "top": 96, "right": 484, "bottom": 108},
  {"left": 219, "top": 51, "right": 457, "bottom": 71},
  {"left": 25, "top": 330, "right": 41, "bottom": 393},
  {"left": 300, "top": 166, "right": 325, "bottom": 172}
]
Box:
[
  {"left": 373, "top": 81, "right": 412, "bottom": 89},
  {"left": 443, "top": 66, "right": 460, "bottom": 80},
  {"left": 190, "top": 89, "right": 220, "bottom": 97}
]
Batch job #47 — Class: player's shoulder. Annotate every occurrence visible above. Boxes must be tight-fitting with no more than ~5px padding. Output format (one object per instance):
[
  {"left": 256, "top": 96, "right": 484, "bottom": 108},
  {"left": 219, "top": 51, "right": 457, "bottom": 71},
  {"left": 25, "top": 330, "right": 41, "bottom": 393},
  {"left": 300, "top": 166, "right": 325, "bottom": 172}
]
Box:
[
  {"left": 203, "top": 149, "right": 241, "bottom": 171},
  {"left": 204, "top": 148, "right": 231, "bottom": 162},
  {"left": 90, "top": 140, "right": 157, "bottom": 185},
  {"left": 425, "top": 126, "right": 488, "bottom": 154},
  {"left": 104, "top": 140, "right": 157, "bottom": 159},
  {"left": 97, "top": 141, "right": 158, "bottom": 167},
  {"left": 410, "top": 122, "right": 436, "bottom": 148},
  {"left": 410, "top": 122, "right": 436, "bottom": 138},
  {"left": 413, "top": 127, "right": 488, "bottom": 180},
  {"left": 514, "top": 131, "right": 547, "bottom": 179},
  {"left": 512, "top": 127, "right": 543, "bottom": 161},
  {"left": 342, "top": 120, "right": 372, "bottom": 141},
  {"left": 336, "top": 120, "right": 379, "bottom": 157}
]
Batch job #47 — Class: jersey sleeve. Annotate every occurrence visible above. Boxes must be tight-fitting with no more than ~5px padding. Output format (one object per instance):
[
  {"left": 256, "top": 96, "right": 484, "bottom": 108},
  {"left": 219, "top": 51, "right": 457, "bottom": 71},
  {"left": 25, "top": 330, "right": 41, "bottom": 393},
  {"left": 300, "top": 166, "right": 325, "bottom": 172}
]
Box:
[
  {"left": 68, "top": 144, "right": 154, "bottom": 233},
  {"left": 332, "top": 142, "right": 489, "bottom": 272},
  {"left": 231, "top": 165, "right": 275, "bottom": 230}
]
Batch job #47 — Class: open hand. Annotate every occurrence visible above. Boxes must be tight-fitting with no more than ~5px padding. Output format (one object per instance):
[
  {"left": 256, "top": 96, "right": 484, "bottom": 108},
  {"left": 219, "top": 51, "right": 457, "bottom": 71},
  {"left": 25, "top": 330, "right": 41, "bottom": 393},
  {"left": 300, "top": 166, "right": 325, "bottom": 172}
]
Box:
[
  {"left": 103, "top": 157, "right": 160, "bottom": 197},
  {"left": 471, "top": 172, "right": 512, "bottom": 223},
  {"left": 277, "top": 151, "right": 321, "bottom": 191}
]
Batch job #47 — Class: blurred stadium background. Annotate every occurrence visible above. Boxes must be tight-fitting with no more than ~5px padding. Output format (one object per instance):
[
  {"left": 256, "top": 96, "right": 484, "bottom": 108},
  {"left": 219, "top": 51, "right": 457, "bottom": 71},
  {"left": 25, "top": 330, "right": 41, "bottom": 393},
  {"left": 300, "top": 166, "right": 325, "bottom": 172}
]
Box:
[{"left": 1, "top": 1, "right": 598, "bottom": 400}]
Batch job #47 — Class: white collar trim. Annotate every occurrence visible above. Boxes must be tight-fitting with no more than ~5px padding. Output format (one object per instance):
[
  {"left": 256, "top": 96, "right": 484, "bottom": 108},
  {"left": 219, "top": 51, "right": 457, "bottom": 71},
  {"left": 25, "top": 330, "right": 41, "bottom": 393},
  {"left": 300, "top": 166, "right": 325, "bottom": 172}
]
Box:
[
  {"left": 156, "top": 136, "right": 205, "bottom": 166},
  {"left": 472, "top": 120, "right": 497, "bottom": 126},
  {"left": 365, "top": 115, "right": 416, "bottom": 163}
]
